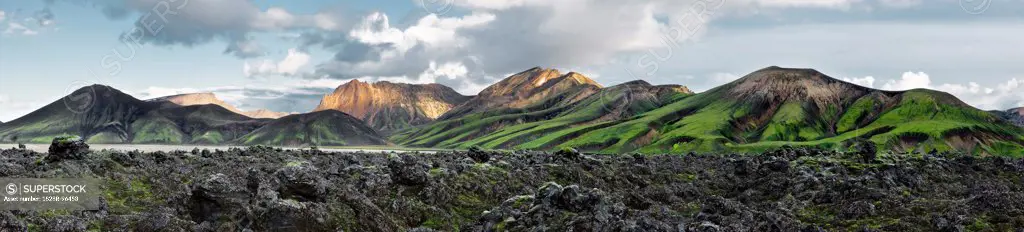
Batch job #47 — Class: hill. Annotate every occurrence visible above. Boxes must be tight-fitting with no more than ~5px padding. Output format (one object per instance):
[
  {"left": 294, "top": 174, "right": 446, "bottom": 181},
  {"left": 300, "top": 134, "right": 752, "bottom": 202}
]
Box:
[
  {"left": 130, "top": 104, "right": 269, "bottom": 144},
  {"left": 398, "top": 66, "right": 1024, "bottom": 156},
  {"left": 313, "top": 80, "right": 469, "bottom": 133},
  {"left": 238, "top": 110, "right": 387, "bottom": 146},
  {"left": 0, "top": 85, "right": 155, "bottom": 143},
  {"left": 391, "top": 70, "right": 690, "bottom": 149},
  {"left": 436, "top": 67, "right": 603, "bottom": 120}
]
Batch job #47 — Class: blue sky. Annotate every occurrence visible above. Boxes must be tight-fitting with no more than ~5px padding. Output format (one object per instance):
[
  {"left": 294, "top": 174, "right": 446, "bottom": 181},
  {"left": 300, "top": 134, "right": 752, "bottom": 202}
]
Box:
[{"left": 1, "top": 0, "right": 1023, "bottom": 121}]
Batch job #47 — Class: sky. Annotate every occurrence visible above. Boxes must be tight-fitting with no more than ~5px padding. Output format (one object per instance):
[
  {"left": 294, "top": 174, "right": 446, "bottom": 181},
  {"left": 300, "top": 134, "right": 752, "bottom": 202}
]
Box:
[{"left": 1, "top": 0, "right": 1023, "bottom": 122}]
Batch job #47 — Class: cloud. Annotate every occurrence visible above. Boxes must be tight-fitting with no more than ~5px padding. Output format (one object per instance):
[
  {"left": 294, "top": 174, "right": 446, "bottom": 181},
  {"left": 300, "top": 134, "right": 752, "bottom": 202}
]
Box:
[
  {"left": 311, "top": 0, "right": 923, "bottom": 93},
  {"left": 75, "top": 0, "right": 349, "bottom": 59},
  {"left": 4, "top": 22, "right": 38, "bottom": 35},
  {"left": 850, "top": 71, "right": 1024, "bottom": 111},
  {"left": 243, "top": 49, "right": 311, "bottom": 77},
  {"left": 224, "top": 39, "right": 264, "bottom": 58},
  {"left": 32, "top": 8, "right": 55, "bottom": 27},
  {"left": 0, "top": 10, "right": 6, "bottom": 22},
  {"left": 841, "top": 76, "right": 876, "bottom": 88},
  {"left": 135, "top": 78, "right": 347, "bottom": 113},
  {"left": 276, "top": 49, "right": 311, "bottom": 75},
  {"left": 881, "top": 71, "right": 931, "bottom": 90}
]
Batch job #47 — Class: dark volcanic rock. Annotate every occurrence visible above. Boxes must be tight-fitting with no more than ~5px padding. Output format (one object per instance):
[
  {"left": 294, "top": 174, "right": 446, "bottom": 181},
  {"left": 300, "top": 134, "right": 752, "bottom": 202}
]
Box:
[
  {"left": 274, "top": 161, "right": 327, "bottom": 201},
  {"left": 467, "top": 146, "right": 491, "bottom": 163},
  {"left": 0, "top": 146, "right": 1022, "bottom": 231},
  {"left": 387, "top": 154, "right": 429, "bottom": 186},
  {"left": 45, "top": 136, "right": 90, "bottom": 163}
]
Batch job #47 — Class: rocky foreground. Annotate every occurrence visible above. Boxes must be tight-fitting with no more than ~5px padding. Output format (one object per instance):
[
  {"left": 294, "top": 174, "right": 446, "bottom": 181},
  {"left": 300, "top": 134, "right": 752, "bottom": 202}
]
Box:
[{"left": 1, "top": 142, "right": 1023, "bottom": 231}]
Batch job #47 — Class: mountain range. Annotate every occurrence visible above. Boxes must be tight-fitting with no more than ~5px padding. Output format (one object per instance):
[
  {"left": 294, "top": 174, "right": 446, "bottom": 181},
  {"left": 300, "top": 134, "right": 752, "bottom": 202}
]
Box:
[
  {"left": 0, "top": 86, "right": 383, "bottom": 146},
  {"left": 2, "top": 66, "right": 1023, "bottom": 155}
]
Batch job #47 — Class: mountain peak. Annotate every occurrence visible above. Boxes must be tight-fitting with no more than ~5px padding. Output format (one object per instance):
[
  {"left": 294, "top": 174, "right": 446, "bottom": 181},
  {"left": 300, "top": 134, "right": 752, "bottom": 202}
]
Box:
[
  {"left": 150, "top": 92, "right": 289, "bottom": 119},
  {"left": 314, "top": 80, "right": 470, "bottom": 131},
  {"left": 723, "top": 66, "right": 871, "bottom": 108},
  {"left": 438, "top": 67, "right": 603, "bottom": 120}
]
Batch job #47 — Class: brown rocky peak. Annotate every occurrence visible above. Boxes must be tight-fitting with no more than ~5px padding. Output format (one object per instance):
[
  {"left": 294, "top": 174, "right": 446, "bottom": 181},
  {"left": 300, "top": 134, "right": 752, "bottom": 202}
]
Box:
[
  {"left": 151, "top": 93, "right": 290, "bottom": 119},
  {"left": 153, "top": 93, "right": 231, "bottom": 110},
  {"left": 313, "top": 80, "right": 470, "bottom": 131},
  {"left": 478, "top": 67, "right": 601, "bottom": 98},
  {"left": 727, "top": 66, "right": 873, "bottom": 108}
]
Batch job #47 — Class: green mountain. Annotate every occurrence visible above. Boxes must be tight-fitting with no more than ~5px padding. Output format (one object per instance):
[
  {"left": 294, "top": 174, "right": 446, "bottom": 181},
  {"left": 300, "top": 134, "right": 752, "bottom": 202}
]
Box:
[
  {"left": 0, "top": 85, "right": 154, "bottom": 143},
  {"left": 391, "top": 74, "right": 692, "bottom": 149},
  {"left": 238, "top": 110, "right": 387, "bottom": 146},
  {"left": 0, "top": 85, "right": 385, "bottom": 146},
  {"left": 397, "top": 67, "right": 1024, "bottom": 156},
  {"left": 129, "top": 104, "right": 269, "bottom": 144}
]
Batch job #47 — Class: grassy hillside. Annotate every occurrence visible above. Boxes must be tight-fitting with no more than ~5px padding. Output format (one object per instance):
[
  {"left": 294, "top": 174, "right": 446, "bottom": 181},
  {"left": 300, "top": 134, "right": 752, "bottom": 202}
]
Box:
[
  {"left": 131, "top": 105, "right": 269, "bottom": 144},
  {"left": 391, "top": 81, "right": 691, "bottom": 150},
  {"left": 397, "top": 67, "right": 1024, "bottom": 156},
  {"left": 239, "top": 110, "right": 387, "bottom": 146}
]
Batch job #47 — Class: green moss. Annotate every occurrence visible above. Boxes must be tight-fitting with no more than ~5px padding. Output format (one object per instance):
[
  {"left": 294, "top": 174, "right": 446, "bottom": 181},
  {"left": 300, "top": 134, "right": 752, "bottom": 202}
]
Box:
[
  {"left": 966, "top": 217, "right": 993, "bottom": 232},
  {"left": 676, "top": 173, "right": 697, "bottom": 182},
  {"left": 796, "top": 205, "right": 836, "bottom": 225},
  {"left": 285, "top": 160, "right": 306, "bottom": 167},
  {"left": 38, "top": 209, "right": 72, "bottom": 218},
  {"left": 428, "top": 168, "right": 445, "bottom": 177},
  {"left": 103, "top": 178, "right": 155, "bottom": 213},
  {"left": 421, "top": 217, "right": 445, "bottom": 229}
]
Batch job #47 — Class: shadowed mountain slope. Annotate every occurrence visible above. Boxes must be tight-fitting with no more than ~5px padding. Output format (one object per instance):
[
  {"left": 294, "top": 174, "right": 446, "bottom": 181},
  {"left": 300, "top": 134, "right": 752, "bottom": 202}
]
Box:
[
  {"left": 238, "top": 110, "right": 386, "bottom": 146},
  {"left": 0, "top": 85, "right": 155, "bottom": 143}
]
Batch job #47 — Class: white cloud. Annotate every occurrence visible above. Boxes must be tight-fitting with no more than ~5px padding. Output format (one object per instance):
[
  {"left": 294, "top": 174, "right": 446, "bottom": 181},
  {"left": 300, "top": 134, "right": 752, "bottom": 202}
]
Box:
[
  {"left": 881, "top": 71, "right": 931, "bottom": 90},
  {"left": 841, "top": 76, "right": 876, "bottom": 88},
  {"left": 243, "top": 48, "right": 310, "bottom": 77},
  {"left": 276, "top": 49, "right": 311, "bottom": 75},
  {"left": 852, "top": 72, "right": 1024, "bottom": 110},
  {"left": 3, "top": 22, "right": 38, "bottom": 35},
  {"left": 0, "top": 10, "right": 6, "bottom": 22}
]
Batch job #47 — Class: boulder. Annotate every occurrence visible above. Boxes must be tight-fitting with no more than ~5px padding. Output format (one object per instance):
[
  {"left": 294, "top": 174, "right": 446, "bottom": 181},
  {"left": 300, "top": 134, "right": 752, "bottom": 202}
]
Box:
[
  {"left": 189, "top": 173, "right": 248, "bottom": 223},
  {"left": 388, "top": 154, "right": 429, "bottom": 186},
  {"left": 274, "top": 161, "right": 327, "bottom": 201},
  {"left": 467, "top": 146, "right": 491, "bottom": 163},
  {"left": 46, "top": 136, "right": 90, "bottom": 163}
]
